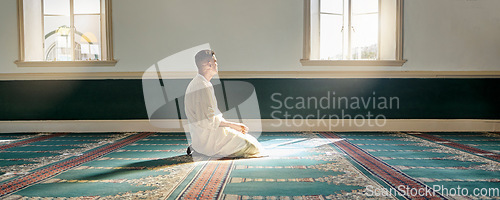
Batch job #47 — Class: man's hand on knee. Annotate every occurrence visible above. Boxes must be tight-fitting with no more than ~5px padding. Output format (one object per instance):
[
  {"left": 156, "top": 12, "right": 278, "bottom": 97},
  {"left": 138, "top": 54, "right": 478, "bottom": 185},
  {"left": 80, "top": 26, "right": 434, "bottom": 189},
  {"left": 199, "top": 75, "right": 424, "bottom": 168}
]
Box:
[
  {"left": 220, "top": 120, "right": 249, "bottom": 134},
  {"left": 232, "top": 122, "right": 249, "bottom": 134},
  {"left": 228, "top": 122, "right": 248, "bottom": 134}
]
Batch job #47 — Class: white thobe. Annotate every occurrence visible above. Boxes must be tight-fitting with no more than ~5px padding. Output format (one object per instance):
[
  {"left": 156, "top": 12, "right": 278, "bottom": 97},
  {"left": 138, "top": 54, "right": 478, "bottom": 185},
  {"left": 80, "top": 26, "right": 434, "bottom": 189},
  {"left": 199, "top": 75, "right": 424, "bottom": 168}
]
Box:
[{"left": 184, "top": 74, "right": 248, "bottom": 157}]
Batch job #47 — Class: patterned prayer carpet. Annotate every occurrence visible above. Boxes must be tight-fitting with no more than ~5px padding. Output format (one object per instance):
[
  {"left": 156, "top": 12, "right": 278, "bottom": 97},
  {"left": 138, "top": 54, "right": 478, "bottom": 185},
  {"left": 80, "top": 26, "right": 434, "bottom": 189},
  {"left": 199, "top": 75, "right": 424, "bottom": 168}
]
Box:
[{"left": 0, "top": 132, "right": 498, "bottom": 199}]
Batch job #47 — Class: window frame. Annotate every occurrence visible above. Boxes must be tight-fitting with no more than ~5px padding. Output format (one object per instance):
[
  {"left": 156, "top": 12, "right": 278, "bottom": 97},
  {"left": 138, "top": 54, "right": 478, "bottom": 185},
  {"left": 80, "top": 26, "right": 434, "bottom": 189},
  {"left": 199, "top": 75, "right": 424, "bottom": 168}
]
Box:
[
  {"left": 15, "top": 0, "right": 117, "bottom": 67},
  {"left": 301, "top": 0, "right": 406, "bottom": 66}
]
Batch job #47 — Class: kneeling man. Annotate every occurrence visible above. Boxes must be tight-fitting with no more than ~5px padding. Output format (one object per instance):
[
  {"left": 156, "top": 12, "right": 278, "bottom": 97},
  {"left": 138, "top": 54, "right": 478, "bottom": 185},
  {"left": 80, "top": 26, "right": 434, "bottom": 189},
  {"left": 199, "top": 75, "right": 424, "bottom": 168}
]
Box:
[{"left": 184, "top": 50, "right": 263, "bottom": 158}]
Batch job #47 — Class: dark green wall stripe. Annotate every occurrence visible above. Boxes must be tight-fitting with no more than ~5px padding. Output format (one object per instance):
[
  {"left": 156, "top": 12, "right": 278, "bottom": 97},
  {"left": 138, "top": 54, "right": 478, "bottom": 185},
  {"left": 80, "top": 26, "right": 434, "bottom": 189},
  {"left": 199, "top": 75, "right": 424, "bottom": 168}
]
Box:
[{"left": 0, "top": 78, "right": 498, "bottom": 120}]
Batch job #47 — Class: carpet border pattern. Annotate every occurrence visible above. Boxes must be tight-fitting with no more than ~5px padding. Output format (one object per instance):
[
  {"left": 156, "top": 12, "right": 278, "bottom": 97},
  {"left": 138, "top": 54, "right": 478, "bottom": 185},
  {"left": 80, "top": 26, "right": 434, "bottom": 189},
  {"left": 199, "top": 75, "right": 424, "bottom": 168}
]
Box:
[
  {"left": 410, "top": 133, "right": 500, "bottom": 162},
  {"left": 320, "top": 132, "right": 446, "bottom": 200},
  {"left": 0, "top": 132, "right": 154, "bottom": 197},
  {"left": 177, "top": 160, "right": 234, "bottom": 200},
  {"left": 0, "top": 133, "right": 67, "bottom": 151}
]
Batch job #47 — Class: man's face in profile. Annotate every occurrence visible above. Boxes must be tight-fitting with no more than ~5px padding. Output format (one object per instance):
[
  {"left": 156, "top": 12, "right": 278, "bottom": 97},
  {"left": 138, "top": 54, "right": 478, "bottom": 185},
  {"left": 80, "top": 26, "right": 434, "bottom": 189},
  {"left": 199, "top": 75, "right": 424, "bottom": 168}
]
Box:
[{"left": 207, "top": 55, "right": 218, "bottom": 73}]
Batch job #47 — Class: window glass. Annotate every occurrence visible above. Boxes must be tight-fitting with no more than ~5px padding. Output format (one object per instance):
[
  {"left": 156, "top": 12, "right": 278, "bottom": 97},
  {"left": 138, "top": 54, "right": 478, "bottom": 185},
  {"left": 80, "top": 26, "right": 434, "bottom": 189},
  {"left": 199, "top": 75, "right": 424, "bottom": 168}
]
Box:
[
  {"left": 352, "top": 0, "right": 378, "bottom": 14},
  {"left": 75, "top": 15, "right": 102, "bottom": 60},
  {"left": 320, "top": 0, "right": 343, "bottom": 14},
  {"left": 74, "top": 0, "right": 101, "bottom": 14},
  {"left": 44, "top": 0, "right": 70, "bottom": 15},
  {"left": 320, "top": 14, "right": 343, "bottom": 60},
  {"left": 318, "top": 0, "right": 379, "bottom": 60},
  {"left": 44, "top": 16, "right": 71, "bottom": 61},
  {"left": 305, "top": 0, "right": 403, "bottom": 65},
  {"left": 351, "top": 13, "right": 378, "bottom": 60},
  {"left": 20, "top": 0, "right": 111, "bottom": 63}
]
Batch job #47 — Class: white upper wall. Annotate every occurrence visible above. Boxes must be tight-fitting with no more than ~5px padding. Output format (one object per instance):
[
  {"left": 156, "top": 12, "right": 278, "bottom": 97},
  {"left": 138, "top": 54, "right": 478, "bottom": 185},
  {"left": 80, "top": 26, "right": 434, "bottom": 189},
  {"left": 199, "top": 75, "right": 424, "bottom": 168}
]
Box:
[
  {"left": 404, "top": 0, "right": 500, "bottom": 71},
  {"left": 0, "top": 0, "right": 499, "bottom": 73}
]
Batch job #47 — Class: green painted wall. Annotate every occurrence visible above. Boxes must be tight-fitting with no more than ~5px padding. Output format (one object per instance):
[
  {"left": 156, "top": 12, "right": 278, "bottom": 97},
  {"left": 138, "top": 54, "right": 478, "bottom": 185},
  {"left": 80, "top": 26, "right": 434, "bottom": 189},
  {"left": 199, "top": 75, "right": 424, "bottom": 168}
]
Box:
[{"left": 0, "top": 78, "right": 498, "bottom": 120}]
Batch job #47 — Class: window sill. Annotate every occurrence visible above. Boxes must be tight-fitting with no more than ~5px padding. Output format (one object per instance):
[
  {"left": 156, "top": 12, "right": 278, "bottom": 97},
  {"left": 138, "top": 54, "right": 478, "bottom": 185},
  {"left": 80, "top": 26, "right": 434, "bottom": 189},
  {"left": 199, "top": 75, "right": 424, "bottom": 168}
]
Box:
[
  {"left": 300, "top": 59, "right": 407, "bottom": 67},
  {"left": 15, "top": 60, "right": 118, "bottom": 67}
]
